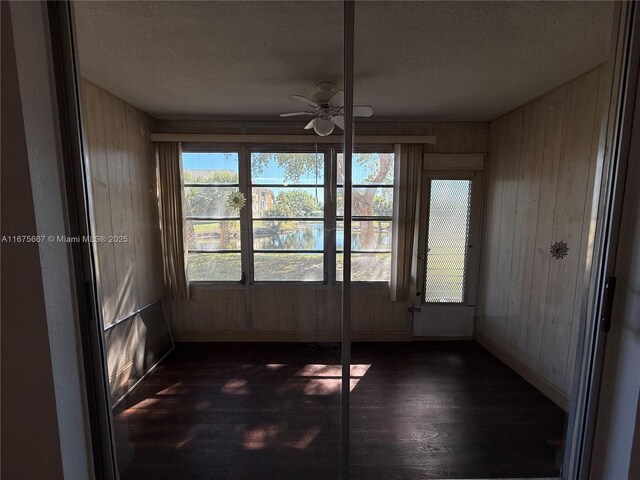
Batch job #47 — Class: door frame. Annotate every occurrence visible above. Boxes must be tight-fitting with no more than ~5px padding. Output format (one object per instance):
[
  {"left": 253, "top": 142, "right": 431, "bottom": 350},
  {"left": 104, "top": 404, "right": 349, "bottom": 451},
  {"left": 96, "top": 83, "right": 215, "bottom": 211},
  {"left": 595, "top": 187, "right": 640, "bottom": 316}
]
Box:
[
  {"left": 414, "top": 164, "right": 484, "bottom": 338},
  {"left": 47, "top": 2, "right": 117, "bottom": 478},
  {"left": 563, "top": 2, "right": 639, "bottom": 479}
]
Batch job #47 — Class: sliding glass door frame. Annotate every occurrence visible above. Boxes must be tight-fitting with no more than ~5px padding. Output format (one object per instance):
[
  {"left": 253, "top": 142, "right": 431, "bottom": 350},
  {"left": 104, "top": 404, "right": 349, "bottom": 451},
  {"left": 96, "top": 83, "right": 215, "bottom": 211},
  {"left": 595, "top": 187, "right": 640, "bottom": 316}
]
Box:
[
  {"left": 47, "top": 2, "right": 118, "bottom": 478},
  {"left": 48, "top": 0, "right": 638, "bottom": 478},
  {"left": 341, "top": 3, "right": 355, "bottom": 480},
  {"left": 563, "top": 2, "right": 639, "bottom": 479}
]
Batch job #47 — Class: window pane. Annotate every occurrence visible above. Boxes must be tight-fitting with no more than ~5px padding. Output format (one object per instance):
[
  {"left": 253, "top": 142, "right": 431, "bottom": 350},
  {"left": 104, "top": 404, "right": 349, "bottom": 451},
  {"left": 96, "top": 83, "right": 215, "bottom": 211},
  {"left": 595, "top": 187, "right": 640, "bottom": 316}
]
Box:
[
  {"left": 185, "top": 220, "right": 241, "bottom": 251},
  {"left": 424, "top": 180, "right": 472, "bottom": 303},
  {"left": 184, "top": 186, "right": 240, "bottom": 218},
  {"left": 337, "top": 187, "right": 393, "bottom": 217},
  {"left": 251, "top": 152, "right": 325, "bottom": 185},
  {"left": 252, "top": 187, "right": 324, "bottom": 218},
  {"left": 336, "top": 220, "right": 392, "bottom": 251},
  {"left": 187, "top": 252, "right": 241, "bottom": 282},
  {"left": 253, "top": 220, "right": 323, "bottom": 250},
  {"left": 336, "top": 253, "right": 392, "bottom": 282},
  {"left": 254, "top": 253, "right": 323, "bottom": 281},
  {"left": 337, "top": 153, "right": 394, "bottom": 185},
  {"left": 183, "top": 152, "right": 239, "bottom": 184}
]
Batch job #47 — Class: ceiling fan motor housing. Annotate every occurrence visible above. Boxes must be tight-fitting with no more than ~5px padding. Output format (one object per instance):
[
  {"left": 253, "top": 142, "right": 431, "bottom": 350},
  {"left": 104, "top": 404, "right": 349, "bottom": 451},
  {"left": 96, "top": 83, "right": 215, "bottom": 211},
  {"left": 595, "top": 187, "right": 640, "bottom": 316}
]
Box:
[{"left": 311, "top": 82, "right": 338, "bottom": 104}]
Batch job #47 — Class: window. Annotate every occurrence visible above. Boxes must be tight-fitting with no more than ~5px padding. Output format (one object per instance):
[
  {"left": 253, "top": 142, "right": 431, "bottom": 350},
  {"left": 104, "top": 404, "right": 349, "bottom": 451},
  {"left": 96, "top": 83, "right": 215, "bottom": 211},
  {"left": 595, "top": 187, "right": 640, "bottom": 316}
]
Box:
[
  {"left": 250, "top": 151, "right": 325, "bottom": 282},
  {"left": 423, "top": 179, "right": 472, "bottom": 303},
  {"left": 181, "top": 147, "right": 394, "bottom": 283},
  {"left": 183, "top": 151, "right": 242, "bottom": 281},
  {"left": 336, "top": 152, "right": 394, "bottom": 282}
]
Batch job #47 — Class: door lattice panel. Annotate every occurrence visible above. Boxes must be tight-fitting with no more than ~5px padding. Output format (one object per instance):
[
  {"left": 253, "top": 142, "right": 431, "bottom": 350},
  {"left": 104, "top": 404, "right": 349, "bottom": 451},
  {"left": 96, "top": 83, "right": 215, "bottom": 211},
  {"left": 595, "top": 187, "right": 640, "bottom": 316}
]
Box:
[{"left": 424, "top": 180, "right": 472, "bottom": 303}]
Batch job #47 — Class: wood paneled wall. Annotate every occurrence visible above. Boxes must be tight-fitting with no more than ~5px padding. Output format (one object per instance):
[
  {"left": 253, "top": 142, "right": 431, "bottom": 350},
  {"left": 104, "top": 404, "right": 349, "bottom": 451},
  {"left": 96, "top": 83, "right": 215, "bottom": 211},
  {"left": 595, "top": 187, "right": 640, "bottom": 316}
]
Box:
[
  {"left": 82, "top": 80, "right": 166, "bottom": 399},
  {"left": 171, "top": 285, "right": 412, "bottom": 342},
  {"left": 156, "top": 118, "right": 488, "bottom": 152},
  {"left": 477, "top": 66, "right": 605, "bottom": 403},
  {"left": 81, "top": 80, "right": 164, "bottom": 325},
  {"left": 165, "top": 122, "right": 488, "bottom": 339}
]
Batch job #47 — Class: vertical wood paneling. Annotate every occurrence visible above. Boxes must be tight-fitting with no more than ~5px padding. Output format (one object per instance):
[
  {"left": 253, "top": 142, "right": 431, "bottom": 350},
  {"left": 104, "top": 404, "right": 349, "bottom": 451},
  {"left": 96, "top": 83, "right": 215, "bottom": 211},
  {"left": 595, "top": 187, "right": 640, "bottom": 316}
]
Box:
[
  {"left": 525, "top": 86, "right": 567, "bottom": 368},
  {"left": 540, "top": 69, "right": 600, "bottom": 387},
  {"left": 125, "top": 104, "right": 146, "bottom": 304},
  {"left": 480, "top": 117, "right": 508, "bottom": 340},
  {"left": 102, "top": 91, "right": 139, "bottom": 319},
  {"left": 83, "top": 80, "right": 167, "bottom": 401},
  {"left": 298, "top": 288, "right": 318, "bottom": 332},
  {"left": 564, "top": 68, "right": 605, "bottom": 392},
  {"left": 505, "top": 97, "right": 547, "bottom": 357},
  {"left": 478, "top": 67, "right": 604, "bottom": 396},
  {"left": 432, "top": 128, "right": 451, "bottom": 153},
  {"left": 326, "top": 289, "right": 341, "bottom": 332},
  {"left": 82, "top": 79, "right": 163, "bottom": 326},
  {"left": 82, "top": 81, "right": 119, "bottom": 326},
  {"left": 494, "top": 110, "right": 523, "bottom": 344}
]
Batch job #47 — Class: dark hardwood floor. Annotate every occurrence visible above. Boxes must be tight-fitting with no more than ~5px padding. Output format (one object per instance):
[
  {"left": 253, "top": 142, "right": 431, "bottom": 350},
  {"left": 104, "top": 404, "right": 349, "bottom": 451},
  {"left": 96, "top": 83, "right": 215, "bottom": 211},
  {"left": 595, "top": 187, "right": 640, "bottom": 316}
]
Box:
[{"left": 114, "top": 341, "right": 566, "bottom": 479}]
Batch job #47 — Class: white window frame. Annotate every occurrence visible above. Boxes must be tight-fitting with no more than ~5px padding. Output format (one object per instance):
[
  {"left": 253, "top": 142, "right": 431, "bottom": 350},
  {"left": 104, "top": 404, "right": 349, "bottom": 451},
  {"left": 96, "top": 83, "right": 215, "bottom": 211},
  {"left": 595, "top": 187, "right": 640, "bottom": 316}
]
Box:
[
  {"left": 182, "top": 144, "right": 244, "bottom": 284},
  {"left": 247, "top": 145, "right": 330, "bottom": 284},
  {"left": 334, "top": 145, "right": 395, "bottom": 285},
  {"left": 181, "top": 143, "right": 395, "bottom": 285}
]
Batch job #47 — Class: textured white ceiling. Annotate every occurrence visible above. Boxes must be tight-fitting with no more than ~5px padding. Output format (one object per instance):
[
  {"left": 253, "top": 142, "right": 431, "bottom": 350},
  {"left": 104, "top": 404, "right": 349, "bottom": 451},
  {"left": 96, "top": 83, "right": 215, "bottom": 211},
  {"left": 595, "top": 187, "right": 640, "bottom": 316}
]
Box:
[{"left": 74, "top": 1, "right": 614, "bottom": 121}]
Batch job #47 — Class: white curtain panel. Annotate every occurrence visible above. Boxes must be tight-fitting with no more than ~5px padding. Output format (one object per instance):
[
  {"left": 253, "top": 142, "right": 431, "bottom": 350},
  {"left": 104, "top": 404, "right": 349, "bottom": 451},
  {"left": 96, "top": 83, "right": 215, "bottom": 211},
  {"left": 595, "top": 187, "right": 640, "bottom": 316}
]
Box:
[
  {"left": 390, "top": 143, "right": 423, "bottom": 302},
  {"left": 157, "top": 142, "right": 189, "bottom": 301}
]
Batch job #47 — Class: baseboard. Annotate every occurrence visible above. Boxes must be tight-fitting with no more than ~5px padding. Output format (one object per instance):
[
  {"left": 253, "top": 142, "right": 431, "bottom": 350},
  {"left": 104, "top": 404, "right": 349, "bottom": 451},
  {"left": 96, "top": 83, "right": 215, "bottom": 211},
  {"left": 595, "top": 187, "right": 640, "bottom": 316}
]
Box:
[
  {"left": 173, "top": 330, "right": 414, "bottom": 343},
  {"left": 475, "top": 332, "right": 569, "bottom": 412}
]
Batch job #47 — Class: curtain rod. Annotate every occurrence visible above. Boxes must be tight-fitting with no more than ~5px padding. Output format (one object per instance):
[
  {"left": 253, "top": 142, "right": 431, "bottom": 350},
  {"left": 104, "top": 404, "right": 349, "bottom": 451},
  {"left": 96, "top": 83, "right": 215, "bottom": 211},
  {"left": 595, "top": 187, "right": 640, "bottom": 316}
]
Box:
[{"left": 150, "top": 133, "right": 436, "bottom": 144}]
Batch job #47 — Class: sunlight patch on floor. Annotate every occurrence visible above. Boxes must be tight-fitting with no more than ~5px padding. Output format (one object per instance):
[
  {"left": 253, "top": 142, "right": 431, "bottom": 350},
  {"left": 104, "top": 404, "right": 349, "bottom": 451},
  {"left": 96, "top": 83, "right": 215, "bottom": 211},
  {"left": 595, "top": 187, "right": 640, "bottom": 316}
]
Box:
[
  {"left": 303, "top": 378, "right": 361, "bottom": 395},
  {"left": 296, "top": 364, "right": 370, "bottom": 378},
  {"left": 221, "top": 378, "right": 249, "bottom": 394}
]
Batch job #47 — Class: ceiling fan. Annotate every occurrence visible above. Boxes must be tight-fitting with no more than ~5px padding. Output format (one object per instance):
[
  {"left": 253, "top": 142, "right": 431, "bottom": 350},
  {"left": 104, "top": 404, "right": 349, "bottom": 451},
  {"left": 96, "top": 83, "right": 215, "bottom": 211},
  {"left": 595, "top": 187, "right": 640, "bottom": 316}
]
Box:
[{"left": 280, "top": 82, "right": 374, "bottom": 136}]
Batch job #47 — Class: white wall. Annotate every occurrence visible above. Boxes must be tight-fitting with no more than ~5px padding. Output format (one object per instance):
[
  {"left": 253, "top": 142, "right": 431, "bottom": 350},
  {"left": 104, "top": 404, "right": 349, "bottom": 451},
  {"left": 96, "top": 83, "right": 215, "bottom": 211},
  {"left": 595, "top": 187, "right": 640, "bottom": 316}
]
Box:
[{"left": 2, "top": 2, "right": 94, "bottom": 479}]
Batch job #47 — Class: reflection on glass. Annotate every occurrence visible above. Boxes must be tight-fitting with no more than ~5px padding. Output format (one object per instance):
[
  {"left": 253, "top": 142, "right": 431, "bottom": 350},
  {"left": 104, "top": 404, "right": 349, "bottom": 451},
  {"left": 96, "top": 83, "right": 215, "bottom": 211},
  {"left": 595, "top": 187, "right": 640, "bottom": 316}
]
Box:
[
  {"left": 254, "top": 253, "right": 323, "bottom": 281},
  {"left": 335, "top": 152, "right": 394, "bottom": 282},
  {"left": 252, "top": 187, "right": 324, "bottom": 218},
  {"left": 251, "top": 152, "right": 325, "bottom": 185},
  {"left": 337, "top": 187, "right": 393, "bottom": 217},
  {"left": 337, "top": 152, "right": 394, "bottom": 185},
  {"left": 253, "top": 220, "right": 324, "bottom": 250},
  {"left": 336, "top": 220, "right": 391, "bottom": 251},
  {"left": 185, "top": 220, "right": 241, "bottom": 251},
  {"left": 336, "top": 253, "right": 392, "bottom": 282},
  {"left": 187, "top": 252, "right": 241, "bottom": 281},
  {"left": 183, "top": 152, "right": 239, "bottom": 184},
  {"left": 184, "top": 186, "right": 239, "bottom": 218}
]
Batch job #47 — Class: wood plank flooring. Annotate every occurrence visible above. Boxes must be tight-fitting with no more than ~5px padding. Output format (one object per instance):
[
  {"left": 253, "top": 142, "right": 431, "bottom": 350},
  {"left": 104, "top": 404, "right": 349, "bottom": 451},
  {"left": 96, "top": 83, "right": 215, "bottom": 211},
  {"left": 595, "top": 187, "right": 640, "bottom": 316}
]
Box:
[{"left": 113, "top": 341, "right": 565, "bottom": 479}]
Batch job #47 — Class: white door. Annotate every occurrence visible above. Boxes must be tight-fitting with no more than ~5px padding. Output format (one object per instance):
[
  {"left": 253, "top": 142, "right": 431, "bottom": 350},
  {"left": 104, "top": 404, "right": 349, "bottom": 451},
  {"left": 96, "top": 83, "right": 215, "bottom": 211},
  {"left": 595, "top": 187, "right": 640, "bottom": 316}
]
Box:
[{"left": 413, "top": 169, "right": 483, "bottom": 337}]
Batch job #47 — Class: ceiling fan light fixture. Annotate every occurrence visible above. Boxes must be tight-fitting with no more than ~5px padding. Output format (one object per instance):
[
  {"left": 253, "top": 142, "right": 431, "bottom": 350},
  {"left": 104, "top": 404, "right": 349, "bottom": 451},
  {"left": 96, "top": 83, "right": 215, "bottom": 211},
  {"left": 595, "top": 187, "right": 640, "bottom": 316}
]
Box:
[{"left": 313, "top": 117, "right": 334, "bottom": 136}]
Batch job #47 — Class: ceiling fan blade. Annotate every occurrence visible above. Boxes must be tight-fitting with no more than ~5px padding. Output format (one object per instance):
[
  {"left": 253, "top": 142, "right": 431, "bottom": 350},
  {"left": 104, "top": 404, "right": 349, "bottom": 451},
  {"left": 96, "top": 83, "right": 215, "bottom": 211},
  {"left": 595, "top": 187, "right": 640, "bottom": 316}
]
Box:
[
  {"left": 280, "top": 111, "right": 315, "bottom": 117},
  {"left": 304, "top": 119, "right": 316, "bottom": 130},
  {"left": 353, "top": 106, "right": 374, "bottom": 117},
  {"left": 291, "top": 94, "right": 319, "bottom": 108},
  {"left": 330, "top": 115, "right": 345, "bottom": 130},
  {"left": 329, "top": 90, "right": 344, "bottom": 108}
]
